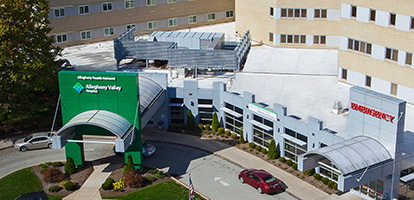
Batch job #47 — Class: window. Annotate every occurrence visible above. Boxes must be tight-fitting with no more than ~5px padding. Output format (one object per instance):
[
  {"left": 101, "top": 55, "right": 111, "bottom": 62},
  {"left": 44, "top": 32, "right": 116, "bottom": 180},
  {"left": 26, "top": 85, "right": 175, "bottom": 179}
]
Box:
[
  {"left": 314, "top": 9, "right": 327, "bottom": 19},
  {"left": 406, "top": 52, "right": 412, "bottom": 65},
  {"left": 167, "top": 0, "right": 176, "bottom": 3},
  {"left": 314, "top": 35, "right": 326, "bottom": 44},
  {"left": 351, "top": 5, "right": 357, "bottom": 17},
  {"left": 125, "top": 0, "right": 134, "bottom": 9},
  {"left": 270, "top": 7, "right": 274, "bottom": 17},
  {"left": 386, "top": 48, "right": 398, "bottom": 61},
  {"left": 342, "top": 69, "right": 347, "bottom": 80},
  {"left": 104, "top": 27, "right": 114, "bottom": 36},
  {"left": 348, "top": 38, "right": 372, "bottom": 55},
  {"left": 147, "top": 0, "right": 156, "bottom": 6},
  {"left": 168, "top": 18, "right": 177, "bottom": 27},
  {"left": 147, "top": 21, "right": 157, "bottom": 30},
  {"left": 280, "top": 34, "right": 306, "bottom": 44},
  {"left": 391, "top": 83, "right": 397, "bottom": 95},
  {"left": 208, "top": 13, "right": 216, "bottom": 21},
  {"left": 269, "top": 32, "right": 273, "bottom": 42},
  {"left": 102, "top": 2, "right": 112, "bottom": 11},
  {"left": 226, "top": 10, "right": 234, "bottom": 18},
  {"left": 281, "top": 8, "right": 306, "bottom": 18},
  {"left": 55, "top": 34, "right": 67, "bottom": 43},
  {"left": 365, "top": 76, "right": 371, "bottom": 87},
  {"left": 126, "top": 24, "right": 135, "bottom": 31},
  {"left": 54, "top": 8, "right": 65, "bottom": 18},
  {"left": 370, "top": 9, "right": 376, "bottom": 22},
  {"left": 390, "top": 13, "right": 396, "bottom": 26},
  {"left": 78, "top": 5, "right": 89, "bottom": 15},
  {"left": 188, "top": 15, "right": 196, "bottom": 24},
  {"left": 80, "top": 31, "right": 91, "bottom": 40},
  {"left": 411, "top": 17, "right": 414, "bottom": 30}
]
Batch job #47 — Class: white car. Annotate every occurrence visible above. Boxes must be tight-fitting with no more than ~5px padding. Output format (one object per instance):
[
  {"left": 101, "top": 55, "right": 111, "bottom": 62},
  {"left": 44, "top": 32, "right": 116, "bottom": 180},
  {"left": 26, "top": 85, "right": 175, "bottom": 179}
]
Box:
[{"left": 14, "top": 132, "right": 53, "bottom": 152}]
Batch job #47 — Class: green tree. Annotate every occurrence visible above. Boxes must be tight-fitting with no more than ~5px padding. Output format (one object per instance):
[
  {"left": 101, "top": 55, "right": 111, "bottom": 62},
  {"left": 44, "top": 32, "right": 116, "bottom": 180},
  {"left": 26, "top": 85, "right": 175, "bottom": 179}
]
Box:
[
  {"left": 267, "top": 139, "right": 277, "bottom": 159},
  {"left": 0, "top": 0, "right": 62, "bottom": 121},
  {"left": 211, "top": 112, "right": 219, "bottom": 131},
  {"left": 64, "top": 157, "right": 77, "bottom": 175},
  {"left": 186, "top": 110, "right": 195, "bottom": 130},
  {"left": 123, "top": 155, "right": 134, "bottom": 174}
]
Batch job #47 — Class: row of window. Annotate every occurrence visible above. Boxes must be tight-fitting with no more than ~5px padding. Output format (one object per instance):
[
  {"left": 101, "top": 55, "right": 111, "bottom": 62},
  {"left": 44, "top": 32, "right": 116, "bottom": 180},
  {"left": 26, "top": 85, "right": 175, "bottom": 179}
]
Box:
[
  {"left": 270, "top": 33, "right": 327, "bottom": 45},
  {"left": 54, "top": 0, "right": 178, "bottom": 18},
  {"left": 341, "top": 69, "right": 399, "bottom": 95},
  {"left": 348, "top": 38, "right": 372, "bottom": 55},
  {"left": 350, "top": 5, "right": 414, "bottom": 29},
  {"left": 384, "top": 47, "right": 412, "bottom": 66},
  {"left": 269, "top": 7, "right": 327, "bottom": 19}
]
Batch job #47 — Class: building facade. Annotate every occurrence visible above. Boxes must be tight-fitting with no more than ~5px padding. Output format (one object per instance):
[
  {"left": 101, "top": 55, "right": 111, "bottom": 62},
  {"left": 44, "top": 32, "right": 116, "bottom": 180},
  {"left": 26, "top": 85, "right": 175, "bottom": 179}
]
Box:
[
  {"left": 235, "top": 0, "right": 414, "bottom": 105},
  {"left": 49, "top": 0, "right": 235, "bottom": 46}
]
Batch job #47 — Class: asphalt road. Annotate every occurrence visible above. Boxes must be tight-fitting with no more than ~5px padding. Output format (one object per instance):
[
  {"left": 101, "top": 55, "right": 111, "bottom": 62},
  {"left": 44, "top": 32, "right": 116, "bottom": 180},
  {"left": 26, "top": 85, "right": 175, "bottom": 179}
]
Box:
[{"left": 144, "top": 141, "right": 297, "bottom": 200}]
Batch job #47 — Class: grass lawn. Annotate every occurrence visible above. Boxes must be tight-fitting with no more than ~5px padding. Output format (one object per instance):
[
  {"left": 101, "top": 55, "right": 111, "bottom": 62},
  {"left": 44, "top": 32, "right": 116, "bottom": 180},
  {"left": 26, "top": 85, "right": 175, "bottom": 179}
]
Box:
[
  {"left": 0, "top": 168, "right": 43, "bottom": 200},
  {"left": 103, "top": 180, "right": 205, "bottom": 200}
]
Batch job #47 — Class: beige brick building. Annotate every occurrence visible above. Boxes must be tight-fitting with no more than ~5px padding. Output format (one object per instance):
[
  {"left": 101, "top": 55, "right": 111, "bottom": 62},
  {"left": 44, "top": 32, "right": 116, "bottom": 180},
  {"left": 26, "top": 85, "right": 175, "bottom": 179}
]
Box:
[{"left": 236, "top": 0, "right": 414, "bottom": 104}]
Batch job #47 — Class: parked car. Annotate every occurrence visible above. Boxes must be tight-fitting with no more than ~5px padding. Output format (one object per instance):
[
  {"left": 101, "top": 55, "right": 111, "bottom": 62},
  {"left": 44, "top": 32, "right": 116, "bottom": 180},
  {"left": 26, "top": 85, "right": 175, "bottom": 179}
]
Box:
[
  {"left": 238, "top": 169, "right": 281, "bottom": 194},
  {"left": 14, "top": 191, "right": 48, "bottom": 200},
  {"left": 14, "top": 132, "right": 53, "bottom": 152},
  {"left": 113, "top": 141, "right": 156, "bottom": 157}
]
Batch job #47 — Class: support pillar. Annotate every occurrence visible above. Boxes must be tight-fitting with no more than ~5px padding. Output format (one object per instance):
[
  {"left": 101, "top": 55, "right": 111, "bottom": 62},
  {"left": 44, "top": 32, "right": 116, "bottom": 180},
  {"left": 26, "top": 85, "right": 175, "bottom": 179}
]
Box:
[
  {"left": 65, "top": 131, "right": 85, "bottom": 167},
  {"left": 124, "top": 129, "right": 143, "bottom": 170}
]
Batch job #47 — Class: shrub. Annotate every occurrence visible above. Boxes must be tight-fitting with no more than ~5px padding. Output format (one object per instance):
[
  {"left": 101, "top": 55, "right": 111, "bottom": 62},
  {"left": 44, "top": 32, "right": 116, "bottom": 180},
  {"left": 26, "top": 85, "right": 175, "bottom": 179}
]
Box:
[
  {"left": 248, "top": 142, "right": 255, "bottom": 148},
  {"left": 321, "top": 177, "right": 329, "bottom": 185},
  {"left": 145, "top": 176, "right": 156, "bottom": 182},
  {"left": 333, "top": 182, "right": 338, "bottom": 190},
  {"left": 101, "top": 178, "right": 114, "bottom": 190},
  {"left": 124, "top": 171, "right": 145, "bottom": 188},
  {"left": 222, "top": 129, "right": 229, "bottom": 136},
  {"left": 261, "top": 148, "right": 268, "bottom": 154},
  {"left": 204, "top": 124, "right": 211, "bottom": 131},
  {"left": 239, "top": 135, "right": 245, "bottom": 144},
  {"left": 328, "top": 181, "right": 334, "bottom": 189},
  {"left": 52, "top": 162, "right": 64, "bottom": 168},
  {"left": 304, "top": 169, "right": 315, "bottom": 176},
  {"left": 48, "top": 185, "right": 62, "bottom": 192},
  {"left": 156, "top": 171, "right": 166, "bottom": 179},
  {"left": 279, "top": 157, "right": 286, "bottom": 163},
  {"left": 59, "top": 179, "right": 69, "bottom": 188},
  {"left": 286, "top": 159, "right": 292, "bottom": 166},
  {"left": 211, "top": 113, "right": 219, "bottom": 131},
  {"left": 147, "top": 169, "right": 157, "bottom": 174},
  {"left": 113, "top": 178, "right": 125, "bottom": 192},
  {"left": 254, "top": 145, "right": 262, "bottom": 152},
  {"left": 64, "top": 157, "right": 77, "bottom": 175},
  {"left": 64, "top": 181, "right": 76, "bottom": 191},
  {"left": 267, "top": 140, "right": 277, "bottom": 159},
  {"left": 208, "top": 135, "right": 212, "bottom": 138},
  {"left": 43, "top": 168, "right": 66, "bottom": 183},
  {"left": 39, "top": 163, "right": 48, "bottom": 169},
  {"left": 46, "top": 162, "right": 52, "bottom": 166},
  {"left": 230, "top": 133, "right": 237, "bottom": 139},
  {"left": 123, "top": 155, "right": 134, "bottom": 174},
  {"left": 170, "top": 123, "right": 176, "bottom": 129},
  {"left": 198, "top": 124, "right": 204, "bottom": 130},
  {"left": 179, "top": 123, "right": 185, "bottom": 129},
  {"left": 313, "top": 173, "right": 322, "bottom": 180},
  {"left": 292, "top": 163, "right": 298, "bottom": 170},
  {"left": 186, "top": 110, "right": 196, "bottom": 130}
]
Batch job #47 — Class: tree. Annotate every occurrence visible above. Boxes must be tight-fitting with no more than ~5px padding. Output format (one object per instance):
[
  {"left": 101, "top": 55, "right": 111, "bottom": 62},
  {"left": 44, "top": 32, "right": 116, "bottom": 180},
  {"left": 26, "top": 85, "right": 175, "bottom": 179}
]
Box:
[
  {"left": 64, "top": 157, "right": 77, "bottom": 175},
  {"left": 0, "top": 0, "right": 62, "bottom": 121},
  {"left": 211, "top": 112, "right": 219, "bottom": 131},
  {"left": 123, "top": 155, "right": 134, "bottom": 174},
  {"left": 267, "top": 139, "right": 278, "bottom": 159},
  {"left": 186, "top": 110, "right": 195, "bottom": 130}
]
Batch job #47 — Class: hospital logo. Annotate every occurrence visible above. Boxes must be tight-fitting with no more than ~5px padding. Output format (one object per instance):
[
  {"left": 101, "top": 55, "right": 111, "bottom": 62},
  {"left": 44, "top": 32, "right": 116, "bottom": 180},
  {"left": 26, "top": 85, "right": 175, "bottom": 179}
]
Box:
[{"left": 73, "top": 82, "right": 85, "bottom": 93}]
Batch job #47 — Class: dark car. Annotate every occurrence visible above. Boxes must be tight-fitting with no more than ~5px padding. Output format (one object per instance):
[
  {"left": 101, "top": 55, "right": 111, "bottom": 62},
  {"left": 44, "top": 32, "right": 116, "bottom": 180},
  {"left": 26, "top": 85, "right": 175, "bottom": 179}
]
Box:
[
  {"left": 14, "top": 191, "right": 48, "bottom": 200},
  {"left": 238, "top": 169, "right": 281, "bottom": 194}
]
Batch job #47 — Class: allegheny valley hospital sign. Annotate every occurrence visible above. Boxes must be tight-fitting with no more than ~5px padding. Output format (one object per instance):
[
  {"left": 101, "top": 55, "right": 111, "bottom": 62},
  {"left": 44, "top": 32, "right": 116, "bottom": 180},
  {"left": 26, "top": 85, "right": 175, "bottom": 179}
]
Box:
[{"left": 73, "top": 75, "right": 123, "bottom": 94}]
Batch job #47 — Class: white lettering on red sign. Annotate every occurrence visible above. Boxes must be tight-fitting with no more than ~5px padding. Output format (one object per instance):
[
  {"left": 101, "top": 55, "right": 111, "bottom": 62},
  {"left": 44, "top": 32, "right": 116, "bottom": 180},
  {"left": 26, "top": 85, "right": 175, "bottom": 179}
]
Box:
[{"left": 351, "top": 102, "right": 395, "bottom": 123}]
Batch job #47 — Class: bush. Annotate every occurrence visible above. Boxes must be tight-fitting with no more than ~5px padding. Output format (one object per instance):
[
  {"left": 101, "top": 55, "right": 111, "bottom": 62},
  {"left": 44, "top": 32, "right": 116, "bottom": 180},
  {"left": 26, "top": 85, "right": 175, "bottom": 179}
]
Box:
[
  {"left": 43, "top": 168, "right": 66, "bottom": 183},
  {"left": 279, "top": 157, "right": 286, "bottom": 163},
  {"left": 145, "top": 176, "right": 156, "bottom": 182},
  {"left": 292, "top": 163, "right": 298, "bottom": 170},
  {"left": 52, "top": 162, "right": 64, "bottom": 168},
  {"left": 333, "top": 182, "right": 338, "bottom": 190},
  {"left": 230, "top": 133, "right": 236, "bottom": 139},
  {"left": 147, "top": 169, "right": 157, "bottom": 174},
  {"left": 328, "top": 181, "right": 335, "bottom": 189},
  {"left": 254, "top": 145, "right": 262, "bottom": 152},
  {"left": 261, "top": 148, "right": 268, "bottom": 154},
  {"left": 304, "top": 169, "right": 315, "bottom": 176},
  {"left": 267, "top": 140, "right": 277, "bottom": 159},
  {"left": 101, "top": 178, "right": 114, "bottom": 190},
  {"left": 239, "top": 135, "right": 245, "bottom": 144},
  {"left": 156, "top": 171, "right": 166, "bottom": 179},
  {"left": 64, "top": 181, "right": 76, "bottom": 191},
  {"left": 170, "top": 123, "right": 177, "bottom": 129},
  {"left": 59, "top": 179, "right": 69, "bottom": 188},
  {"left": 186, "top": 110, "right": 196, "bottom": 130},
  {"left": 204, "top": 124, "right": 211, "bottom": 131},
  {"left": 46, "top": 162, "right": 52, "bottom": 166},
  {"left": 48, "top": 185, "right": 62, "bottom": 192},
  {"left": 198, "top": 124, "right": 204, "bottom": 130},
  {"left": 321, "top": 177, "right": 329, "bottom": 185},
  {"left": 64, "top": 157, "right": 77, "bottom": 175},
  {"left": 123, "top": 155, "right": 134, "bottom": 174},
  {"left": 113, "top": 178, "right": 125, "bottom": 192},
  {"left": 286, "top": 159, "right": 292, "bottom": 166},
  {"left": 39, "top": 163, "right": 48, "bottom": 169},
  {"left": 221, "top": 129, "right": 228, "bottom": 136},
  {"left": 211, "top": 113, "right": 219, "bottom": 131},
  {"left": 313, "top": 173, "right": 322, "bottom": 180},
  {"left": 248, "top": 142, "right": 256, "bottom": 148},
  {"left": 123, "top": 171, "right": 145, "bottom": 188}
]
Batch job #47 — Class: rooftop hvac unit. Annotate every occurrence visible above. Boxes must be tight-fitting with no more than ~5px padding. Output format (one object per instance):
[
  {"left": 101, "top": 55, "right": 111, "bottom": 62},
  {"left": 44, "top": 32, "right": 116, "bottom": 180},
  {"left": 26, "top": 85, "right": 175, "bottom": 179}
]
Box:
[{"left": 332, "top": 101, "right": 342, "bottom": 115}]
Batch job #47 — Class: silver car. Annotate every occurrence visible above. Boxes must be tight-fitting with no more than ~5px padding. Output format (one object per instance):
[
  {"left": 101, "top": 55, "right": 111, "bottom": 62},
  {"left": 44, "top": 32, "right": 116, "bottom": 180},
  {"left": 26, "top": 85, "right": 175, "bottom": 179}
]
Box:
[{"left": 14, "top": 132, "right": 53, "bottom": 152}]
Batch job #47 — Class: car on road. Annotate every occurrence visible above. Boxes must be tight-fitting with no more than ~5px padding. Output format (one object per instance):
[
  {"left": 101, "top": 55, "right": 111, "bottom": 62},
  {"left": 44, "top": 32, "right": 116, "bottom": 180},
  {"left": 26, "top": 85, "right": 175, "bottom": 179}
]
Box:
[
  {"left": 238, "top": 169, "right": 281, "bottom": 194},
  {"left": 113, "top": 141, "right": 156, "bottom": 157},
  {"left": 14, "top": 132, "right": 53, "bottom": 152},
  {"left": 14, "top": 191, "right": 48, "bottom": 200}
]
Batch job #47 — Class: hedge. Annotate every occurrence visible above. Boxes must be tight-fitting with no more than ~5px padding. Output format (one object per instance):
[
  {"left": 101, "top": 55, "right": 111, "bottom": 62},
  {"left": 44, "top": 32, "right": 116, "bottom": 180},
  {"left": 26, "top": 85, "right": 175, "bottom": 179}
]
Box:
[
  {"left": 292, "top": 163, "right": 298, "bottom": 170},
  {"left": 286, "top": 159, "right": 292, "bottom": 166},
  {"left": 254, "top": 145, "right": 262, "bottom": 152},
  {"left": 313, "top": 173, "right": 321, "bottom": 180},
  {"left": 321, "top": 177, "right": 329, "bottom": 185},
  {"left": 248, "top": 143, "right": 256, "bottom": 148},
  {"left": 101, "top": 178, "right": 114, "bottom": 190},
  {"left": 279, "top": 157, "right": 286, "bottom": 163},
  {"left": 48, "top": 185, "right": 62, "bottom": 192}
]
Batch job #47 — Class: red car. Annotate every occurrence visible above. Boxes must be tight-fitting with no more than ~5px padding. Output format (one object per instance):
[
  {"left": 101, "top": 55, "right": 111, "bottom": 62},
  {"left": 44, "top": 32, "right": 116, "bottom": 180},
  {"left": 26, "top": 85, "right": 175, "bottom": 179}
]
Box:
[{"left": 238, "top": 169, "right": 281, "bottom": 194}]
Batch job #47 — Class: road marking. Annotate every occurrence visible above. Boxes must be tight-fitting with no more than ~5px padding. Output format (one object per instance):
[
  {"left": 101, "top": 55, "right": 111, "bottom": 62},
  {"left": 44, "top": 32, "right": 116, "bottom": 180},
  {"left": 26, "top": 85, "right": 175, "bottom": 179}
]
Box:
[
  {"left": 214, "top": 177, "right": 222, "bottom": 181},
  {"left": 84, "top": 148, "right": 95, "bottom": 151},
  {"left": 219, "top": 180, "right": 230, "bottom": 187}
]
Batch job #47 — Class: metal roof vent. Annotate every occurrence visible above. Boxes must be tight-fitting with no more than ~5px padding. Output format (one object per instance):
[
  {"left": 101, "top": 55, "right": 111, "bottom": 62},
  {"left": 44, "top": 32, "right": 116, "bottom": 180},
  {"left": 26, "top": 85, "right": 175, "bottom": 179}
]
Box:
[{"left": 332, "top": 101, "right": 342, "bottom": 115}]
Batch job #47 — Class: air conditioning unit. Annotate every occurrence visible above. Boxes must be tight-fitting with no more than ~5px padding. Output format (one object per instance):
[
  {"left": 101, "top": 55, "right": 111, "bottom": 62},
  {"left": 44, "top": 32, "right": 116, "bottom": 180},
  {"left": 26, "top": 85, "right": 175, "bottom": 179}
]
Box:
[{"left": 332, "top": 101, "right": 342, "bottom": 115}]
